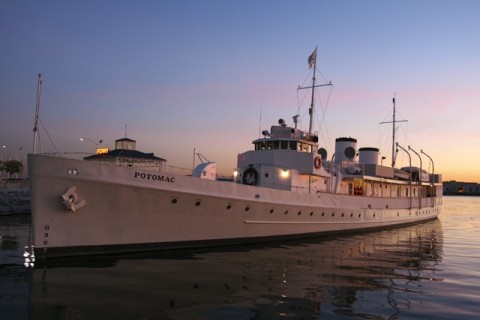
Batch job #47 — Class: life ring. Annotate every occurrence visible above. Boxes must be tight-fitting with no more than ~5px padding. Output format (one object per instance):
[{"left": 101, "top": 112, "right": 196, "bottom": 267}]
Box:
[
  {"left": 242, "top": 168, "right": 259, "bottom": 186},
  {"left": 314, "top": 156, "right": 322, "bottom": 169}
]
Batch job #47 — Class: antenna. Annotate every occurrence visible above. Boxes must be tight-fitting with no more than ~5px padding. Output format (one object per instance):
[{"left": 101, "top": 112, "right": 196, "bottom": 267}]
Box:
[{"left": 258, "top": 104, "right": 262, "bottom": 138}]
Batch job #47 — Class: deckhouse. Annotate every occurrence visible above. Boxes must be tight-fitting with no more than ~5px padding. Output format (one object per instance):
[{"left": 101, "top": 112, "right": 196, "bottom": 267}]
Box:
[{"left": 84, "top": 137, "right": 166, "bottom": 170}]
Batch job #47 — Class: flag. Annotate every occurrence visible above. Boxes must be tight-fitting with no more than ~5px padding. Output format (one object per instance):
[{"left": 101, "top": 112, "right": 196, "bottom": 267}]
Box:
[{"left": 308, "top": 48, "right": 317, "bottom": 69}]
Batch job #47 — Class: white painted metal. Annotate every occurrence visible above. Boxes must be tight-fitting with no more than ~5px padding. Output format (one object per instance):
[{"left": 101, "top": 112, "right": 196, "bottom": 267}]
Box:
[{"left": 28, "top": 152, "right": 442, "bottom": 258}]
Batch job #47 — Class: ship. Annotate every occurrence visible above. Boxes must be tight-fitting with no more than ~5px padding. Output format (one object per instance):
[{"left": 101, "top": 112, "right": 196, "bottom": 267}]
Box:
[{"left": 27, "top": 49, "right": 443, "bottom": 259}]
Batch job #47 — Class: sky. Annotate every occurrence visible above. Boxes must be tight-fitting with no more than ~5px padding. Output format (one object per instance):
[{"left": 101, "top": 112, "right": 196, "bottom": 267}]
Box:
[{"left": 1, "top": 0, "right": 479, "bottom": 181}]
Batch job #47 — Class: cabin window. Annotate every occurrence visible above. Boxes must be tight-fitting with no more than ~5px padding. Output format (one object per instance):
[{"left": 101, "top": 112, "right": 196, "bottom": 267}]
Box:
[
  {"left": 290, "top": 142, "right": 297, "bottom": 150},
  {"left": 353, "top": 178, "right": 363, "bottom": 195},
  {"left": 273, "top": 141, "right": 280, "bottom": 149},
  {"left": 295, "top": 142, "right": 312, "bottom": 153},
  {"left": 281, "top": 141, "right": 288, "bottom": 149}
]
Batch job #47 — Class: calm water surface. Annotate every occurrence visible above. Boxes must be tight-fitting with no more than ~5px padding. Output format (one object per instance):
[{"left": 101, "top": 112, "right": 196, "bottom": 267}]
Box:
[{"left": 1, "top": 196, "right": 479, "bottom": 319}]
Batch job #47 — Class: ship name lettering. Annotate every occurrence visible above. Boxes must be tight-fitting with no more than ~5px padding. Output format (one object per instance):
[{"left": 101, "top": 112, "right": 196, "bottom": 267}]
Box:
[{"left": 134, "top": 172, "right": 175, "bottom": 183}]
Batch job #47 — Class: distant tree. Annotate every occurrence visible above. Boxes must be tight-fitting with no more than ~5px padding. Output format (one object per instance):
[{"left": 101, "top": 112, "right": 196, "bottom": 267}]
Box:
[{"left": 2, "top": 160, "right": 23, "bottom": 179}]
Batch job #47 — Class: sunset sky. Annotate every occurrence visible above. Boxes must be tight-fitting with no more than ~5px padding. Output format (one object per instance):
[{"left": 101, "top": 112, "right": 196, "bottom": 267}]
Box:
[{"left": 1, "top": 0, "right": 479, "bottom": 181}]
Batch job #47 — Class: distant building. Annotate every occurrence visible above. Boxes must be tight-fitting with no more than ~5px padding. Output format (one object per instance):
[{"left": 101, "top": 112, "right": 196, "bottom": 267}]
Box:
[
  {"left": 443, "top": 181, "right": 480, "bottom": 196},
  {"left": 84, "top": 137, "right": 166, "bottom": 171}
]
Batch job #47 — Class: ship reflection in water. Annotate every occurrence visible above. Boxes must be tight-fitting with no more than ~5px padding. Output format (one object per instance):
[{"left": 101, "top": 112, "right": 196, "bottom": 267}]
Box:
[{"left": 30, "top": 219, "right": 443, "bottom": 320}]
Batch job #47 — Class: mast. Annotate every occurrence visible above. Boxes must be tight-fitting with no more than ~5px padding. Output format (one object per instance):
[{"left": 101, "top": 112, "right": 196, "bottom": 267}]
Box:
[
  {"left": 32, "top": 73, "right": 42, "bottom": 154},
  {"left": 392, "top": 96, "right": 396, "bottom": 167},
  {"left": 380, "top": 94, "right": 407, "bottom": 167},
  {"left": 308, "top": 47, "right": 317, "bottom": 134},
  {"left": 298, "top": 46, "right": 332, "bottom": 135}
]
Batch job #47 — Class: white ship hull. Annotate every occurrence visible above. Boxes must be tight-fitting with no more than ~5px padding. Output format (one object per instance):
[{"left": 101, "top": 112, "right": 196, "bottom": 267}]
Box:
[{"left": 28, "top": 154, "right": 441, "bottom": 258}]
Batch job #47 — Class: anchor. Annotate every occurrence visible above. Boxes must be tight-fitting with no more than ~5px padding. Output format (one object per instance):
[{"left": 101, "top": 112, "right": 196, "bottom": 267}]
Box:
[{"left": 60, "top": 186, "right": 86, "bottom": 212}]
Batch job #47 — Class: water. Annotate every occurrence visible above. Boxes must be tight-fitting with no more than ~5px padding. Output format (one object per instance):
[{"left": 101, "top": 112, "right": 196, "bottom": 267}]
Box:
[{"left": 1, "top": 196, "right": 479, "bottom": 319}]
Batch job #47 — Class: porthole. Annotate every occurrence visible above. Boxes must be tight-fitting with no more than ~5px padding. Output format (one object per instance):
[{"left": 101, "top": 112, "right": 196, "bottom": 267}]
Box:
[
  {"left": 226, "top": 204, "right": 232, "bottom": 210},
  {"left": 322, "top": 212, "right": 325, "bottom": 217},
  {"left": 350, "top": 213, "right": 353, "bottom": 218},
  {"left": 245, "top": 206, "right": 250, "bottom": 211},
  {"left": 171, "top": 198, "right": 178, "bottom": 204},
  {"left": 284, "top": 210, "right": 288, "bottom": 215},
  {"left": 297, "top": 211, "right": 302, "bottom": 216},
  {"left": 331, "top": 212, "right": 335, "bottom": 217},
  {"left": 341, "top": 213, "right": 345, "bottom": 217},
  {"left": 195, "top": 201, "right": 201, "bottom": 206},
  {"left": 310, "top": 211, "right": 314, "bottom": 216},
  {"left": 270, "top": 208, "right": 274, "bottom": 214}
]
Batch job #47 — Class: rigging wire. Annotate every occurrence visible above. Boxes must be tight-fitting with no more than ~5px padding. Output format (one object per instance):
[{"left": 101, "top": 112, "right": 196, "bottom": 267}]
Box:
[
  {"left": 296, "top": 83, "right": 311, "bottom": 129},
  {"left": 39, "top": 118, "right": 60, "bottom": 154},
  {"left": 296, "top": 64, "right": 333, "bottom": 154},
  {"left": 314, "top": 84, "right": 333, "bottom": 153},
  {"left": 296, "top": 86, "right": 309, "bottom": 121}
]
